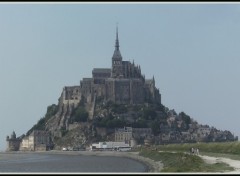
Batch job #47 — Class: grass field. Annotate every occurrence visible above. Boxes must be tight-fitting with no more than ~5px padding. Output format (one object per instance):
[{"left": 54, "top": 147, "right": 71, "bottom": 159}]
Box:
[
  {"left": 154, "top": 141, "right": 240, "bottom": 155},
  {"left": 136, "top": 142, "right": 240, "bottom": 172},
  {"left": 139, "top": 148, "right": 234, "bottom": 172}
]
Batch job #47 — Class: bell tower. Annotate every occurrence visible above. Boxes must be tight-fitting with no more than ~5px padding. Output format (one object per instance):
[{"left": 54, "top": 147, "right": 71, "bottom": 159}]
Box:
[{"left": 111, "top": 26, "right": 123, "bottom": 78}]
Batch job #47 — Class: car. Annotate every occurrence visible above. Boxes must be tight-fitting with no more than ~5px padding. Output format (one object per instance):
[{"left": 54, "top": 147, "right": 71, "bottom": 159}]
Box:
[
  {"left": 73, "top": 147, "right": 86, "bottom": 151},
  {"left": 62, "top": 147, "right": 68, "bottom": 151},
  {"left": 67, "top": 147, "right": 73, "bottom": 151},
  {"left": 73, "top": 147, "right": 79, "bottom": 151}
]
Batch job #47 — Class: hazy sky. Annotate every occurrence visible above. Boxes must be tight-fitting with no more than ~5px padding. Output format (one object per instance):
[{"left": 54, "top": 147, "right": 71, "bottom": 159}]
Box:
[{"left": 1, "top": 2, "right": 240, "bottom": 151}]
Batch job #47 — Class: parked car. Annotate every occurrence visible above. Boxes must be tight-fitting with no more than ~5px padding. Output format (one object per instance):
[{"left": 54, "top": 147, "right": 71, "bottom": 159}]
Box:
[
  {"left": 67, "top": 147, "right": 73, "bottom": 151},
  {"left": 73, "top": 147, "right": 86, "bottom": 151},
  {"left": 62, "top": 147, "right": 68, "bottom": 151}
]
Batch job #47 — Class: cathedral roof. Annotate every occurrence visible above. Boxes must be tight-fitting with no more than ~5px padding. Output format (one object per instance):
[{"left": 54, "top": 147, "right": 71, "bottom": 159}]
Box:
[{"left": 82, "top": 78, "right": 93, "bottom": 82}]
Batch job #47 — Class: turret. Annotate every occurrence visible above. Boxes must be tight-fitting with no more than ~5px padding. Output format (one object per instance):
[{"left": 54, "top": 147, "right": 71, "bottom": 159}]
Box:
[{"left": 11, "top": 131, "right": 16, "bottom": 139}]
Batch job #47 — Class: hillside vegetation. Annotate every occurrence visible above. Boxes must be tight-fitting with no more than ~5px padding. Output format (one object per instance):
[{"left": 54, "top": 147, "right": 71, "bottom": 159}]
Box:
[
  {"left": 138, "top": 147, "right": 234, "bottom": 172},
  {"left": 25, "top": 97, "right": 236, "bottom": 148}
]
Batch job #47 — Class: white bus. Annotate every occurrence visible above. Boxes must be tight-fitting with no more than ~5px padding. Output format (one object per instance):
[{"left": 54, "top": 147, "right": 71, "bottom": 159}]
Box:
[{"left": 117, "top": 146, "right": 132, "bottom": 152}]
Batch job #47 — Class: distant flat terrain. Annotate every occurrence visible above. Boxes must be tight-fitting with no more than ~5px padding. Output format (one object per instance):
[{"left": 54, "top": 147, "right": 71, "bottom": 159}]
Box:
[{"left": 0, "top": 151, "right": 148, "bottom": 173}]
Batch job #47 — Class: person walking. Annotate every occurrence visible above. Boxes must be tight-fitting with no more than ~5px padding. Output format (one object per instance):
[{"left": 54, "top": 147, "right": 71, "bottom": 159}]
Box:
[
  {"left": 191, "top": 147, "right": 194, "bottom": 155},
  {"left": 196, "top": 148, "right": 199, "bottom": 155}
]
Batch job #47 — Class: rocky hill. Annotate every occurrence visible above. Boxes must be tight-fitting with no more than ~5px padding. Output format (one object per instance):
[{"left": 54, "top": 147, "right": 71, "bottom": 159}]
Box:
[
  {"left": 25, "top": 94, "right": 237, "bottom": 150},
  {"left": 24, "top": 29, "right": 237, "bottom": 149}
]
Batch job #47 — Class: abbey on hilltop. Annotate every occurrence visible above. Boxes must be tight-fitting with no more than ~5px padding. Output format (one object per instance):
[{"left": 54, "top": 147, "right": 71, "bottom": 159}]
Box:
[
  {"left": 61, "top": 27, "right": 161, "bottom": 107},
  {"left": 6, "top": 27, "right": 237, "bottom": 152},
  {"left": 43, "top": 27, "right": 161, "bottom": 137}
]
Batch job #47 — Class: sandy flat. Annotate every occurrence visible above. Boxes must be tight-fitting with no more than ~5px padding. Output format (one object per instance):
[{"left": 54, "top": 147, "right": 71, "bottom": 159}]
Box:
[{"left": 49, "top": 150, "right": 164, "bottom": 173}]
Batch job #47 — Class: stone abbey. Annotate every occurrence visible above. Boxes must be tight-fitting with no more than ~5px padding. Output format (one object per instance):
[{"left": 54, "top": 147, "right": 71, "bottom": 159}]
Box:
[
  {"left": 44, "top": 27, "right": 162, "bottom": 137},
  {"left": 61, "top": 27, "right": 161, "bottom": 108}
]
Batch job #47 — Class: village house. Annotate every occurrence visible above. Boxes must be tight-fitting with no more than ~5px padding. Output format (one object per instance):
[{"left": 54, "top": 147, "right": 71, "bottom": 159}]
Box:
[
  {"left": 114, "top": 126, "right": 152, "bottom": 146},
  {"left": 19, "top": 130, "right": 52, "bottom": 151}
]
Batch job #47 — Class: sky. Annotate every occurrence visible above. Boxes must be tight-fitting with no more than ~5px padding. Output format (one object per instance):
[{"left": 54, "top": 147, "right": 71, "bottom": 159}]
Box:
[{"left": 1, "top": 2, "right": 240, "bottom": 151}]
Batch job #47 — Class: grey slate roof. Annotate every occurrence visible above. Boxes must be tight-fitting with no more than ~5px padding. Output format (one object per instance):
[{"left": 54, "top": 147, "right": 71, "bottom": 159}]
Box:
[{"left": 92, "top": 68, "right": 111, "bottom": 73}]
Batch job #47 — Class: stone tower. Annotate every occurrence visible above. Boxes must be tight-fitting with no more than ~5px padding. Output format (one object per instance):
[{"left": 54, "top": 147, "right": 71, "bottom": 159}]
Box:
[{"left": 6, "top": 131, "right": 21, "bottom": 151}]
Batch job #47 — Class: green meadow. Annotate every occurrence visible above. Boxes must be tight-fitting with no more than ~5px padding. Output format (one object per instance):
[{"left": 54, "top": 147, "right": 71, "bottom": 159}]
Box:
[
  {"left": 137, "top": 141, "right": 240, "bottom": 172},
  {"left": 156, "top": 141, "right": 240, "bottom": 155}
]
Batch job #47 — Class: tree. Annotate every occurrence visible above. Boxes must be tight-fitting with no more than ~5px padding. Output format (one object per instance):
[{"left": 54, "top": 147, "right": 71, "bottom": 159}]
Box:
[
  {"left": 106, "top": 119, "right": 125, "bottom": 128},
  {"left": 179, "top": 112, "right": 191, "bottom": 130},
  {"left": 132, "top": 119, "right": 148, "bottom": 128},
  {"left": 72, "top": 107, "right": 88, "bottom": 122},
  {"left": 150, "top": 121, "right": 160, "bottom": 135},
  {"left": 45, "top": 104, "right": 58, "bottom": 121},
  {"left": 143, "top": 107, "right": 157, "bottom": 120},
  {"left": 111, "top": 104, "right": 128, "bottom": 114},
  {"left": 26, "top": 104, "right": 58, "bottom": 135}
]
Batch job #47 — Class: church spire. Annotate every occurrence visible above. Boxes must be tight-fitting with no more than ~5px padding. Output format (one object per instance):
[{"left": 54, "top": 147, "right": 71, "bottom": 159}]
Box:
[
  {"left": 112, "top": 24, "right": 122, "bottom": 60},
  {"left": 115, "top": 25, "right": 119, "bottom": 50}
]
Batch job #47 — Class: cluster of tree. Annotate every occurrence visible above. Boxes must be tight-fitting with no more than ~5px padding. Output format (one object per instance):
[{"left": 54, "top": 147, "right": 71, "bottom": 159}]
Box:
[
  {"left": 72, "top": 99, "right": 193, "bottom": 138},
  {"left": 179, "top": 111, "right": 191, "bottom": 130},
  {"left": 102, "top": 102, "right": 168, "bottom": 135},
  {"left": 93, "top": 113, "right": 127, "bottom": 128},
  {"left": 100, "top": 100, "right": 128, "bottom": 114},
  {"left": 70, "top": 106, "right": 89, "bottom": 123},
  {"left": 26, "top": 104, "right": 58, "bottom": 136},
  {"left": 142, "top": 107, "right": 157, "bottom": 120},
  {"left": 132, "top": 119, "right": 148, "bottom": 128},
  {"left": 111, "top": 104, "right": 128, "bottom": 114}
]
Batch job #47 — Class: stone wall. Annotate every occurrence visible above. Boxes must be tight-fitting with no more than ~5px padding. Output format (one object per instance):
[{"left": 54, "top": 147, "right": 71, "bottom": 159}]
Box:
[
  {"left": 6, "top": 139, "right": 21, "bottom": 151},
  {"left": 35, "top": 144, "right": 47, "bottom": 151}
]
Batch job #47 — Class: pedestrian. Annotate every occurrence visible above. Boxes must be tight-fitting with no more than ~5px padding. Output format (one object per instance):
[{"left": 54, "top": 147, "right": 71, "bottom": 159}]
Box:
[
  {"left": 191, "top": 147, "right": 194, "bottom": 155},
  {"left": 196, "top": 148, "right": 199, "bottom": 155}
]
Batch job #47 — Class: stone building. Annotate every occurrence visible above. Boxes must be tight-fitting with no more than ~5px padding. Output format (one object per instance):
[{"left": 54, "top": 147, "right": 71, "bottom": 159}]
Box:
[
  {"left": 59, "top": 27, "right": 161, "bottom": 107},
  {"left": 6, "top": 131, "right": 21, "bottom": 151},
  {"left": 115, "top": 126, "right": 152, "bottom": 146},
  {"left": 19, "top": 130, "right": 52, "bottom": 151},
  {"left": 115, "top": 127, "right": 133, "bottom": 143}
]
